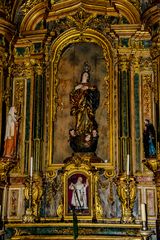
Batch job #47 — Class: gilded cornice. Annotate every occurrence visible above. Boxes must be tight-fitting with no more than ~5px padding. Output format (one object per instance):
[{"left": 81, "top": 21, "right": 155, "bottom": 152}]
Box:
[
  {"left": 19, "top": 0, "right": 141, "bottom": 34},
  {"left": 111, "top": 24, "right": 141, "bottom": 38},
  {"left": 49, "top": 0, "right": 140, "bottom": 24},
  {"left": 48, "top": 0, "right": 117, "bottom": 20},
  {"left": 132, "top": 29, "right": 151, "bottom": 41}
]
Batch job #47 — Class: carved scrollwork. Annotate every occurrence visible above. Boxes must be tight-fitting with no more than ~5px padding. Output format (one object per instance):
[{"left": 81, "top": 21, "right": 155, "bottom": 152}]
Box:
[
  {"left": 117, "top": 175, "right": 136, "bottom": 223},
  {"left": 20, "top": 0, "right": 47, "bottom": 14},
  {"left": 2, "top": 87, "right": 12, "bottom": 105},
  {"left": 67, "top": 8, "right": 94, "bottom": 31},
  {"left": 14, "top": 78, "right": 25, "bottom": 109},
  {"left": 140, "top": 57, "right": 153, "bottom": 72},
  {"left": 118, "top": 54, "right": 130, "bottom": 71},
  {"left": 142, "top": 73, "right": 153, "bottom": 119},
  {"left": 0, "top": 157, "right": 18, "bottom": 183},
  {"left": 45, "top": 171, "right": 63, "bottom": 217},
  {"left": 24, "top": 175, "right": 43, "bottom": 217},
  {"left": 97, "top": 173, "right": 118, "bottom": 218},
  {"left": 12, "top": 63, "right": 33, "bottom": 79}
]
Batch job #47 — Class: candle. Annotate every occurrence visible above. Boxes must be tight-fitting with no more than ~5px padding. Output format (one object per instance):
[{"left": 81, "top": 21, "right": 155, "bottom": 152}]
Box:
[
  {"left": 30, "top": 157, "right": 33, "bottom": 177},
  {"left": 127, "top": 154, "right": 130, "bottom": 176},
  {"left": 141, "top": 203, "right": 147, "bottom": 222}
]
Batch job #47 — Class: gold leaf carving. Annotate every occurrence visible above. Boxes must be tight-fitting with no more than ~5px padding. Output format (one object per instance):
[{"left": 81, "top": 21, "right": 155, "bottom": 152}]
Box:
[
  {"left": 142, "top": 73, "right": 152, "bottom": 119},
  {"left": 14, "top": 78, "right": 25, "bottom": 107},
  {"left": 20, "top": 0, "right": 47, "bottom": 14}
]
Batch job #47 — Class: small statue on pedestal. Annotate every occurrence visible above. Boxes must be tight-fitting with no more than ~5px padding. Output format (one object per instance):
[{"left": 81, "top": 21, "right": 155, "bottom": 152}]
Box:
[
  {"left": 3, "top": 106, "right": 21, "bottom": 158},
  {"left": 143, "top": 119, "right": 156, "bottom": 158}
]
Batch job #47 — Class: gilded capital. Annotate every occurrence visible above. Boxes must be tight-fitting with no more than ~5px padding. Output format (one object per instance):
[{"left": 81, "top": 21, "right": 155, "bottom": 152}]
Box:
[
  {"left": 35, "top": 64, "right": 43, "bottom": 75},
  {"left": 131, "top": 55, "right": 140, "bottom": 73},
  {"left": 118, "top": 54, "right": 130, "bottom": 71}
]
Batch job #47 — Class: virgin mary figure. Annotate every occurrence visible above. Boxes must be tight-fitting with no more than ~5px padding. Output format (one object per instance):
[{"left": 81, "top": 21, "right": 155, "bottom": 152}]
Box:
[{"left": 70, "top": 62, "right": 100, "bottom": 135}]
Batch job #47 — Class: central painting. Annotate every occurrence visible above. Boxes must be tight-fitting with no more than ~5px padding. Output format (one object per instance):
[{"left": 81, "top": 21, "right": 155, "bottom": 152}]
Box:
[{"left": 52, "top": 42, "right": 112, "bottom": 164}]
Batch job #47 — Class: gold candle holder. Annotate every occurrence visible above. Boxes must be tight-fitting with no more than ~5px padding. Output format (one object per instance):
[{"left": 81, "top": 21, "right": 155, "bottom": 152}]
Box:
[
  {"left": 117, "top": 174, "right": 136, "bottom": 223},
  {"left": 23, "top": 175, "right": 35, "bottom": 223}
]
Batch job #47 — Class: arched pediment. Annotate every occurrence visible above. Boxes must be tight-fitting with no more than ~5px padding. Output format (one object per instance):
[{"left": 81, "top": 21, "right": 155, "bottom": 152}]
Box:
[
  {"left": 142, "top": 4, "right": 160, "bottom": 27},
  {"left": 112, "top": 0, "right": 140, "bottom": 24},
  {"left": 20, "top": 2, "right": 48, "bottom": 32},
  {"left": 17, "top": 0, "right": 141, "bottom": 33},
  {"left": 48, "top": 27, "right": 114, "bottom": 165}
]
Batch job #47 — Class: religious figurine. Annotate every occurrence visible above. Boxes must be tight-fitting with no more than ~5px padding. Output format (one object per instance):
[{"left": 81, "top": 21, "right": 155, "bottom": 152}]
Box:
[
  {"left": 3, "top": 106, "right": 20, "bottom": 158},
  {"left": 143, "top": 119, "right": 156, "bottom": 158},
  {"left": 69, "top": 62, "right": 100, "bottom": 153},
  {"left": 69, "top": 176, "right": 89, "bottom": 210}
]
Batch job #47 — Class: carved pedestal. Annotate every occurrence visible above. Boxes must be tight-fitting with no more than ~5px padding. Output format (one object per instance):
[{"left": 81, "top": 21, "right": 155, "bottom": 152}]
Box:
[{"left": 0, "top": 156, "right": 19, "bottom": 224}]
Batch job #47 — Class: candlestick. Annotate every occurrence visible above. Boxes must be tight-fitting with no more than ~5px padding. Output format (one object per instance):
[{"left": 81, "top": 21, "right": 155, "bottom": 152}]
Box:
[
  {"left": 141, "top": 203, "right": 147, "bottom": 222},
  {"left": 30, "top": 157, "right": 33, "bottom": 177},
  {"left": 127, "top": 154, "right": 130, "bottom": 176}
]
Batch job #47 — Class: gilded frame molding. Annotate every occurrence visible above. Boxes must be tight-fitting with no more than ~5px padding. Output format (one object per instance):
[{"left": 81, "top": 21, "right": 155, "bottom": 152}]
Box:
[
  {"left": 48, "top": 28, "right": 114, "bottom": 169},
  {"left": 64, "top": 165, "right": 93, "bottom": 220}
]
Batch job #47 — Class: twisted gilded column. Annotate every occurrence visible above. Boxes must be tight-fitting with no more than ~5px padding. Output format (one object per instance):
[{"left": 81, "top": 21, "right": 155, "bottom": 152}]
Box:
[{"left": 118, "top": 54, "right": 131, "bottom": 173}]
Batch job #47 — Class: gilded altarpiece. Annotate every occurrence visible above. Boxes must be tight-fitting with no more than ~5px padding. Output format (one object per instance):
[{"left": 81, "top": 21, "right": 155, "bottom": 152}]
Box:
[
  {"left": 0, "top": 0, "right": 159, "bottom": 239},
  {"left": 51, "top": 42, "right": 111, "bottom": 163},
  {"left": 44, "top": 34, "right": 119, "bottom": 219}
]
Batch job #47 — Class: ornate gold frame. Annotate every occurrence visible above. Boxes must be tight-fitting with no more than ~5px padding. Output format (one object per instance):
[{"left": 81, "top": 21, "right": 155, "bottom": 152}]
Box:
[
  {"left": 48, "top": 28, "right": 114, "bottom": 170},
  {"left": 64, "top": 164, "right": 93, "bottom": 220}
]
